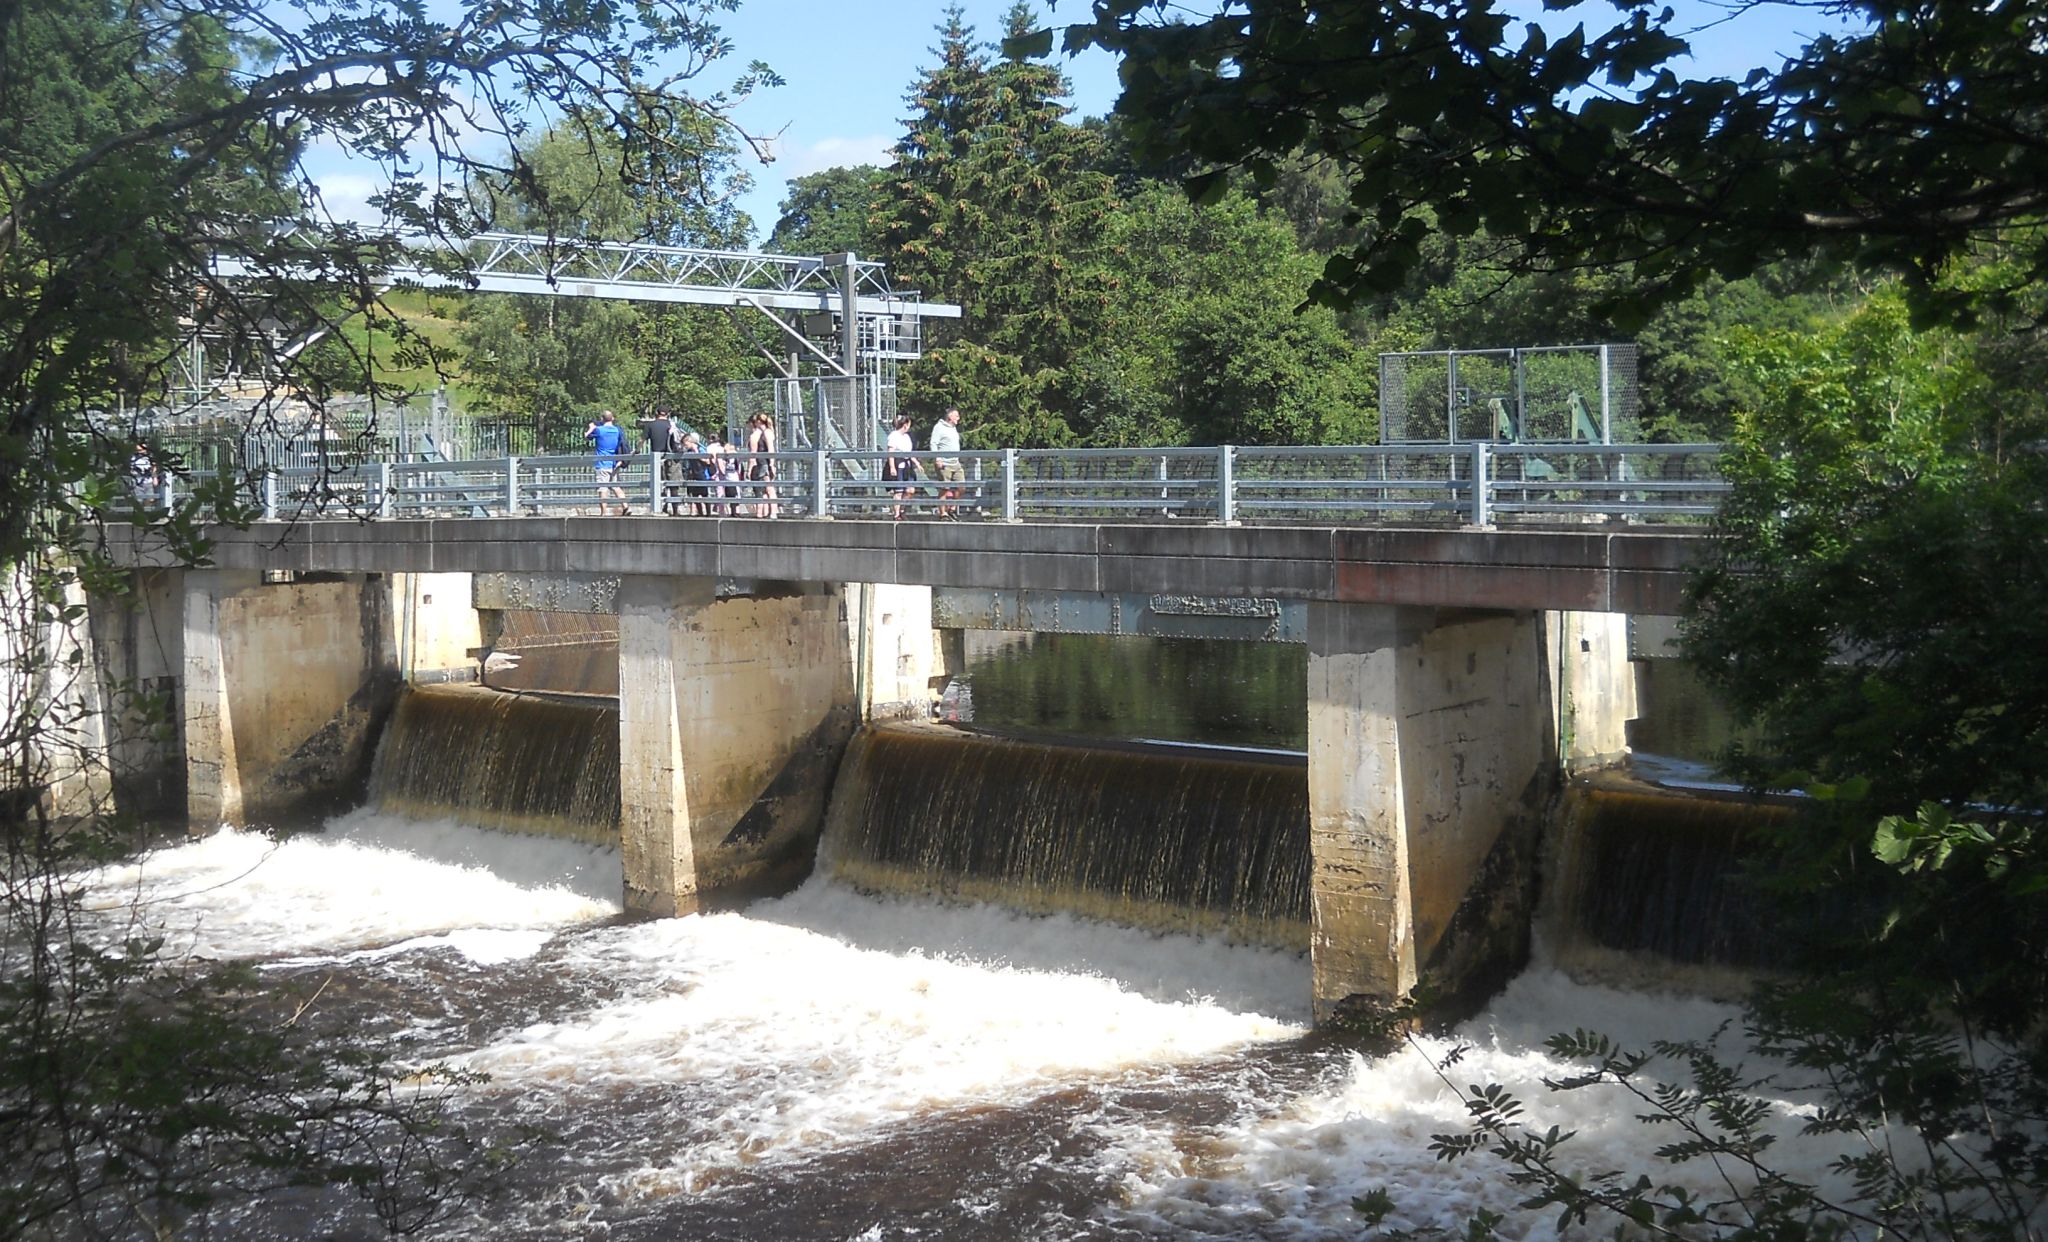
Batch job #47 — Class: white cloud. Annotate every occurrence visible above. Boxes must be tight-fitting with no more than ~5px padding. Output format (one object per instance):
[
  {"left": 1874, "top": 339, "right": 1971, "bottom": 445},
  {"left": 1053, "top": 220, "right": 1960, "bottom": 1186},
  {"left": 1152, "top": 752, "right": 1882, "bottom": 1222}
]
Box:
[
  {"left": 301, "top": 171, "right": 386, "bottom": 225},
  {"left": 775, "top": 133, "right": 895, "bottom": 182}
]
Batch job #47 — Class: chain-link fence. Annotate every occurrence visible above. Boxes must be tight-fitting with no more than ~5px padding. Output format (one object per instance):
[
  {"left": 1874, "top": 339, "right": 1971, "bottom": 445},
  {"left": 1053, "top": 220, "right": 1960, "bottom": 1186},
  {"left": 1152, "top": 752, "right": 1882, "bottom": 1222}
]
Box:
[
  {"left": 724, "top": 374, "right": 892, "bottom": 452},
  {"left": 1380, "top": 345, "right": 1639, "bottom": 446}
]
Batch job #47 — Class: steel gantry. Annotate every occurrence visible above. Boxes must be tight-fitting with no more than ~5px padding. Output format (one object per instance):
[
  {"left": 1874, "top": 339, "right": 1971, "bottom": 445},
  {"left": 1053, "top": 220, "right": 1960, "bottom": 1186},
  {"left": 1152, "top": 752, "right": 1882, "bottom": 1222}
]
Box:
[
  {"left": 204, "top": 230, "right": 963, "bottom": 450},
  {"left": 210, "top": 230, "right": 959, "bottom": 375}
]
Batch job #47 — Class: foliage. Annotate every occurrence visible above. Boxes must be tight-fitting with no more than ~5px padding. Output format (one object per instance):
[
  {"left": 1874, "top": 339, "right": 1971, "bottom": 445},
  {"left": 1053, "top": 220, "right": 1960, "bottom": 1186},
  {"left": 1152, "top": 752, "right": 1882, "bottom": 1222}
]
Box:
[
  {"left": 875, "top": 2, "right": 1116, "bottom": 446},
  {"left": 1373, "top": 233, "right": 1841, "bottom": 442},
  {"left": 0, "top": 0, "right": 769, "bottom": 1232},
  {"left": 1071, "top": 185, "right": 1375, "bottom": 446},
  {"left": 766, "top": 165, "right": 890, "bottom": 258},
  {"left": 1688, "top": 288, "right": 2048, "bottom": 815},
  {"left": 1045, "top": 3, "right": 2048, "bottom": 327}
]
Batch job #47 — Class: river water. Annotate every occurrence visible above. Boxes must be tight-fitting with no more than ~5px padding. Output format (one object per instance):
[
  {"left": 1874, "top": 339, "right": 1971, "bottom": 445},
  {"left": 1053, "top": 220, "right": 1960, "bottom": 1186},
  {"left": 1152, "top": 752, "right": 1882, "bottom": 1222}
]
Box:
[{"left": 82, "top": 807, "right": 1850, "bottom": 1240}]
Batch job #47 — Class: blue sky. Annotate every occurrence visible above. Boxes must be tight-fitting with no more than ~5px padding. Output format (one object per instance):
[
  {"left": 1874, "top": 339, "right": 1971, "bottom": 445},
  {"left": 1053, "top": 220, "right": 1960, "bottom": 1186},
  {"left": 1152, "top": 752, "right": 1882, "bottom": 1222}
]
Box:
[
  {"left": 302, "top": 1, "right": 1860, "bottom": 248},
  {"left": 715, "top": 0, "right": 1859, "bottom": 242},
  {"left": 717, "top": 1, "right": 1123, "bottom": 237}
]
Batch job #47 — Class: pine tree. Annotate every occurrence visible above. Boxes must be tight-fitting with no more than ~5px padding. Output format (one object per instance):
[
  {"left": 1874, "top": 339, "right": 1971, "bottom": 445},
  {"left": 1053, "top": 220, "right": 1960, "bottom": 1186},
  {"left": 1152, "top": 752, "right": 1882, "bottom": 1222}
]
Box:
[{"left": 877, "top": 3, "right": 1114, "bottom": 447}]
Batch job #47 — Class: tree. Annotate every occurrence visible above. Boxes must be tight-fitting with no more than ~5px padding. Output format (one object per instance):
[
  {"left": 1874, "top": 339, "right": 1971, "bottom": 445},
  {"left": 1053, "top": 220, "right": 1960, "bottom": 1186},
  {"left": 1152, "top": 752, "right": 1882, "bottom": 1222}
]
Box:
[
  {"left": 1370, "top": 234, "right": 1840, "bottom": 442},
  {"left": 0, "top": 0, "right": 769, "bottom": 1231},
  {"left": 876, "top": 2, "right": 1116, "bottom": 446},
  {"left": 1045, "top": 3, "right": 2048, "bottom": 326},
  {"left": 767, "top": 165, "right": 889, "bottom": 257},
  {"left": 458, "top": 119, "right": 766, "bottom": 425},
  {"left": 1377, "top": 284, "right": 2048, "bottom": 1241},
  {"left": 1073, "top": 185, "right": 1376, "bottom": 445}
]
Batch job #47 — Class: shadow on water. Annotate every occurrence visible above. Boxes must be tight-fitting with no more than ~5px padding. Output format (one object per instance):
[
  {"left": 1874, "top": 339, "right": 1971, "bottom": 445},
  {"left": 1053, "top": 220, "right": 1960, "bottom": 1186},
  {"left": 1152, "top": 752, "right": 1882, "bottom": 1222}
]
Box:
[{"left": 959, "top": 632, "right": 1307, "bottom": 751}]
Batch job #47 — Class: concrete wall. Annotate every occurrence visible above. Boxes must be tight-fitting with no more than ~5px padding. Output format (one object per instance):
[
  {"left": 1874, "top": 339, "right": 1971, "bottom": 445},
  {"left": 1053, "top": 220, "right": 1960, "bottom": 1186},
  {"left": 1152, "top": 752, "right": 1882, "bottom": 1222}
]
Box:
[
  {"left": 1307, "top": 604, "right": 1552, "bottom": 1021},
  {"left": 81, "top": 571, "right": 186, "bottom": 817},
  {"left": 1551, "top": 610, "right": 1638, "bottom": 771},
  {"left": 395, "top": 572, "right": 481, "bottom": 683},
  {"left": 184, "top": 571, "right": 400, "bottom": 826},
  {"left": 618, "top": 578, "right": 858, "bottom": 914}
]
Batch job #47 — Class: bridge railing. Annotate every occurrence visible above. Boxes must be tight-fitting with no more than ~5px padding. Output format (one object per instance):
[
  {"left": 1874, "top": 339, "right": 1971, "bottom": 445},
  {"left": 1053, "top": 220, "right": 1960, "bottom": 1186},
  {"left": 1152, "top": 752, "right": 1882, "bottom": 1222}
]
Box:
[{"left": 111, "top": 442, "right": 1728, "bottom": 526}]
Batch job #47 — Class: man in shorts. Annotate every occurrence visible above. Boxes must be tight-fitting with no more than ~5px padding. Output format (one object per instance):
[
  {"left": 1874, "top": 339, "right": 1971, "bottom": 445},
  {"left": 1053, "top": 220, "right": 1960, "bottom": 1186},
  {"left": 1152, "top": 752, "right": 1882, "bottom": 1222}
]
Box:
[
  {"left": 930, "top": 407, "right": 965, "bottom": 518},
  {"left": 585, "top": 408, "right": 627, "bottom": 515}
]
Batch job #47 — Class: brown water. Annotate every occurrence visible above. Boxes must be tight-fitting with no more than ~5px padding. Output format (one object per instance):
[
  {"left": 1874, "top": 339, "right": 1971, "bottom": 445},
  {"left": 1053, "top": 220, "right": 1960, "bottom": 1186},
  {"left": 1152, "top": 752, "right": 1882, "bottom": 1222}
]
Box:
[
  {"left": 826, "top": 723, "right": 1310, "bottom": 948},
  {"left": 373, "top": 684, "right": 620, "bottom": 844}
]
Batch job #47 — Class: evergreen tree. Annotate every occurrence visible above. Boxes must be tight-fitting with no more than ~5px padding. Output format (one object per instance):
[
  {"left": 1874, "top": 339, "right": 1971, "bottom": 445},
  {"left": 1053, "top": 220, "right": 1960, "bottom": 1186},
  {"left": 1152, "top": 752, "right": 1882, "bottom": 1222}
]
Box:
[{"left": 877, "top": 3, "right": 1115, "bottom": 447}]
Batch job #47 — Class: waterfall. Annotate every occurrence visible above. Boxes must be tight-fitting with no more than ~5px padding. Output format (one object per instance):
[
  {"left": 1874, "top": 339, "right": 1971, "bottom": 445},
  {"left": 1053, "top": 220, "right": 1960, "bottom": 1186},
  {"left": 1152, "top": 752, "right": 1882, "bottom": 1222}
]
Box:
[
  {"left": 370, "top": 684, "right": 620, "bottom": 844},
  {"left": 1546, "top": 779, "right": 1798, "bottom": 980},
  {"left": 821, "top": 722, "right": 1310, "bottom": 948}
]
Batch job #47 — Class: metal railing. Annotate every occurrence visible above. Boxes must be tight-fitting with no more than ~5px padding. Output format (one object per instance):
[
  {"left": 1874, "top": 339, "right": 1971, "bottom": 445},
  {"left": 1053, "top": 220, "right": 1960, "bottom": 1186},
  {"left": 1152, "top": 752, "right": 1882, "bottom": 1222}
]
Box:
[{"left": 115, "top": 441, "right": 1728, "bottom": 527}]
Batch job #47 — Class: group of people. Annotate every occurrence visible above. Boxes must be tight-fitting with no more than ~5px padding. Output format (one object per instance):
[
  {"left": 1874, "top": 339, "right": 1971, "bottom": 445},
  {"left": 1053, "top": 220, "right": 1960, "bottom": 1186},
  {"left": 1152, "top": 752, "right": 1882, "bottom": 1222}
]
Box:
[
  {"left": 584, "top": 408, "right": 778, "bottom": 517},
  {"left": 586, "top": 404, "right": 970, "bottom": 519},
  {"left": 884, "top": 406, "right": 966, "bottom": 519}
]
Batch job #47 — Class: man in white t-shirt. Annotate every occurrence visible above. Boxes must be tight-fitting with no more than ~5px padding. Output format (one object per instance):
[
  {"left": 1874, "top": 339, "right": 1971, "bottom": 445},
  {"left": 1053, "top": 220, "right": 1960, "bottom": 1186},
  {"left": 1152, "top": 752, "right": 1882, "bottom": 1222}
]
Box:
[{"left": 930, "top": 407, "right": 963, "bottom": 518}]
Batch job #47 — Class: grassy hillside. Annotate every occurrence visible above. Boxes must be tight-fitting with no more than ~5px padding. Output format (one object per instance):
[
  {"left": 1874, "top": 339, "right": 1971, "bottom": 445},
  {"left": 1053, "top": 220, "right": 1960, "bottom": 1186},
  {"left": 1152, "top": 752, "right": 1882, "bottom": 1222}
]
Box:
[{"left": 338, "top": 289, "right": 490, "bottom": 411}]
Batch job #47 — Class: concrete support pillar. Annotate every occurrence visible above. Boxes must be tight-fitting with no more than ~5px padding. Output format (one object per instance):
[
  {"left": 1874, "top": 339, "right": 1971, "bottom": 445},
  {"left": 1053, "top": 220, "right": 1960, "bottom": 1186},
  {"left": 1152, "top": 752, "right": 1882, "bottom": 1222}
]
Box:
[
  {"left": 862, "top": 583, "right": 938, "bottom": 719},
  {"left": 183, "top": 569, "right": 261, "bottom": 827},
  {"left": 44, "top": 576, "right": 113, "bottom": 819},
  {"left": 617, "top": 577, "right": 859, "bottom": 917},
  {"left": 1307, "top": 602, "right": 1420, "bottom": 1016},
  {"left": 1550, "top": 610, "right": 1638, "bottom": 771},
  {"left": 182, "top": 570, "right": 398, "bottom": 828},
  {"left": 1308, "top": 603, "right": 1552, "bottom": 1022},
  {"left": 618, "top": 575, "right": 714, "bottom": 916}
]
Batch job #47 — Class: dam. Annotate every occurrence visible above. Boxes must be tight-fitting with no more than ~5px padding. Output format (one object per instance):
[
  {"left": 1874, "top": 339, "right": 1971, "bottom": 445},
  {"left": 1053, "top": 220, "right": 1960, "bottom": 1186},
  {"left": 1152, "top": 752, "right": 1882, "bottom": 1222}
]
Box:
[
  {"left": 56, "top": 587, "right": 1803, "bottom": 1240},
  {"left": 76, "top": 511, "right": 1691, "bottom": 1022}
]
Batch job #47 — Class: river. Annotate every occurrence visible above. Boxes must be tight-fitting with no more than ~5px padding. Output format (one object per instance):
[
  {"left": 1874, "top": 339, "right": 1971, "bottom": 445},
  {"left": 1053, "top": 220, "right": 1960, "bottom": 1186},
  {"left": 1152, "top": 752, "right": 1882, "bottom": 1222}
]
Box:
[{"left": 81, "top": 805, "right": 1846, "bottom": 1240}]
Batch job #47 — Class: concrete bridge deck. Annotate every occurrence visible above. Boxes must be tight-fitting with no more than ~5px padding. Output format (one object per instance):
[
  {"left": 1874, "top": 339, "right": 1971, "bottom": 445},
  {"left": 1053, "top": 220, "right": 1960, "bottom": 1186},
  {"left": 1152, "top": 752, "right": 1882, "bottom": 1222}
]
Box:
[{"left": 113, "top": 517, "right": 1703, "bottom": 615}]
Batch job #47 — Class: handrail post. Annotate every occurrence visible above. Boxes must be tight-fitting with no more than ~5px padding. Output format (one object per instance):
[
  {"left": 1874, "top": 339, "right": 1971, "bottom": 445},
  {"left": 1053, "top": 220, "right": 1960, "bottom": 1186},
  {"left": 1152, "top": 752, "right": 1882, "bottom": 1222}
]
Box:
[
  {"left": 378, "top": 462, "right": 394, "bottom": 519},
  {"left": 648, "top": 451, "right": 663, "bottom": 515},
  {"left": 1469, "top": 439, "right": 1493, "bottom": 526},
  {"left": 261, "top": 470, "right": 278, "bottom": 521},
  {"left": 1002, "top": 448, "right": 1019, "bottom": 522},
  {"left": 505, "top": 457, "right": 519, "bottom": 515},
  {"left": 1217, "top": 444, "right": 1237, "bottom": 524},
  {"left": 811, "top": 445, "right": 830, "bottom": 518}
]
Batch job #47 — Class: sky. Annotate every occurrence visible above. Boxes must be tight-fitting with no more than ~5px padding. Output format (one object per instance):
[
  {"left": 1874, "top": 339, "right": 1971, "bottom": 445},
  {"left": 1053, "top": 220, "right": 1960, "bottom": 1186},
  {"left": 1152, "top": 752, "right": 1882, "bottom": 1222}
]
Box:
[
  {"left": 715, "top": 0, "right": 1124, "bottom": 237},
  {"left": 300, "top": 0, "right": 1861, "bottom": 248},
  {"left": 710, "top": 0, "right": 1857, "bottom": 242}
]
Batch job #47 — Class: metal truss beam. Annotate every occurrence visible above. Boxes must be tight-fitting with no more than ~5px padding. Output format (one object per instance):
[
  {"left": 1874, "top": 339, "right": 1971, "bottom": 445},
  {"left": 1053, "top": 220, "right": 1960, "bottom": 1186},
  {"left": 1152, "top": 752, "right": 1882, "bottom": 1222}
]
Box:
[{"left": 210, "top": 231, "right": 961, "bottom": 321}]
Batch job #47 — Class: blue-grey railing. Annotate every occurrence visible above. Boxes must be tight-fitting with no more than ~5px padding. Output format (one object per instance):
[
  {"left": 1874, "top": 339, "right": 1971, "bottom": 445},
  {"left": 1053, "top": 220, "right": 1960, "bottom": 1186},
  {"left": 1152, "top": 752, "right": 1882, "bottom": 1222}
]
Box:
[{"left": 127, "top": 442, "right": 1728, "bottom": 527}]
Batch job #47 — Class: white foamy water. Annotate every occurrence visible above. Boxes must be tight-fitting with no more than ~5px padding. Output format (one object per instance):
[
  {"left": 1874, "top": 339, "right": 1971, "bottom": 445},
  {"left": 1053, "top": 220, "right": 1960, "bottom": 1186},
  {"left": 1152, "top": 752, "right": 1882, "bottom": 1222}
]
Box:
[
  {"left": 1103, "top": 966, "right": 1852, "bottom": 1240},
  {"left": 73, "top": 813, "right": 1848, "bottom": 1240},
  {"left": 78, "top": 814, "right": 1313, "bottom": 1219},
  {"left": 79, "top": 809, "right": 620, "bottom": 961},
  {"left": 459, "top": 876, "right": 1308, "bottom": 1198}
]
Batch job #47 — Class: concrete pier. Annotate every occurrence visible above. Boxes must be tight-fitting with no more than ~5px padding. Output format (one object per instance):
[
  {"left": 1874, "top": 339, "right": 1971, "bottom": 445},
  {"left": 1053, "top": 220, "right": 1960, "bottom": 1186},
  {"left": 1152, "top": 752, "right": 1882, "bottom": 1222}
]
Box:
[
  {"left": 181, "top": 571, "right": 399, "bottom": 826},
  {"left": 618, "top": 578, "right": 858, "bottom": 915},
  {"left": 1307, "top": 604, "right": 1552, "bottom": 1020}
]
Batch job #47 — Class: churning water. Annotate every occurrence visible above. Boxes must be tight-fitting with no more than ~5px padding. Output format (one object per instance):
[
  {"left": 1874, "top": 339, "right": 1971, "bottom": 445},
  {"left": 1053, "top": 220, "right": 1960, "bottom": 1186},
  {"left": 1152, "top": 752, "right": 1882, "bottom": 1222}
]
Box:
[{"left": 77, "top": 810, "right": 1855, "bottom": 1240}]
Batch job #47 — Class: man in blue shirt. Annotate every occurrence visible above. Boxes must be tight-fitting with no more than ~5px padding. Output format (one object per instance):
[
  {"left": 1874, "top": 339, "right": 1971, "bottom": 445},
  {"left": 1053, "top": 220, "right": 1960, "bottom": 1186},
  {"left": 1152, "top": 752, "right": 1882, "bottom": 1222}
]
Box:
[{"left": 585, "top": 409, "right": 628, "bottom": 515}]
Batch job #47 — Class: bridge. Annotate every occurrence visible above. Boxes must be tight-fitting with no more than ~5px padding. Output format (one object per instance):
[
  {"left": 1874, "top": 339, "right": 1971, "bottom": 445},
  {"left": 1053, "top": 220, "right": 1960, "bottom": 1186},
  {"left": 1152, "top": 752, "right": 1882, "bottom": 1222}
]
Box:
[{"left": 88, "top": 441, "right": 1721, "bottom": 1025}]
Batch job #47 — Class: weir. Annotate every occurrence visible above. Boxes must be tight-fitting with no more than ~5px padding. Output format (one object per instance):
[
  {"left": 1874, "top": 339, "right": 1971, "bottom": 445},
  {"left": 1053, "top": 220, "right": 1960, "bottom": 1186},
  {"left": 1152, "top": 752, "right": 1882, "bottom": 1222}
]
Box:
[
  {"left": 372, "top": 685, "right": 620, "bottom": 844},
  {"left": 824, "top": 723, "right": 1310, "bottom": 948},
  {"left": 75, "top": 546, "right": 1698, "bottom": 1025}
]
